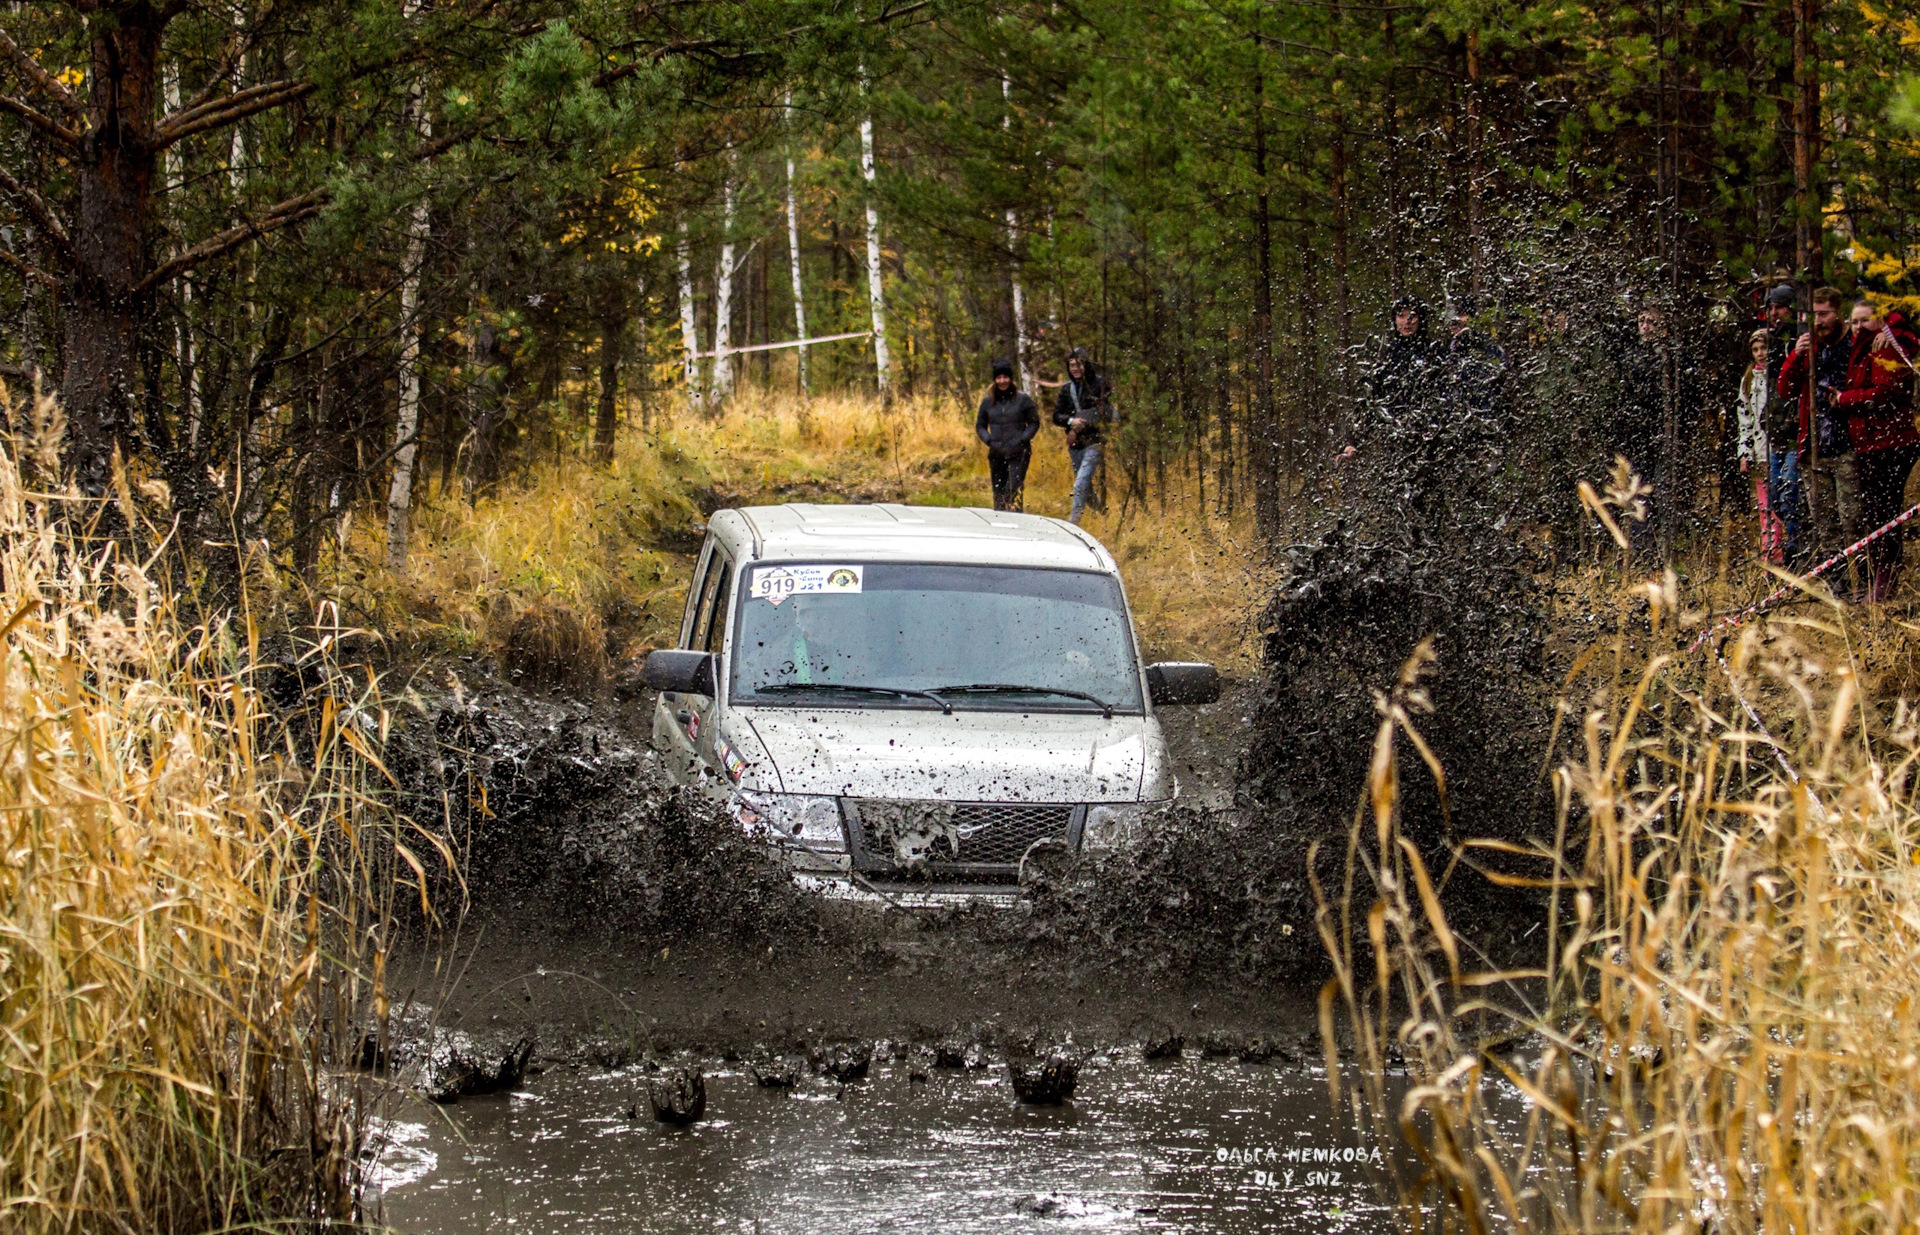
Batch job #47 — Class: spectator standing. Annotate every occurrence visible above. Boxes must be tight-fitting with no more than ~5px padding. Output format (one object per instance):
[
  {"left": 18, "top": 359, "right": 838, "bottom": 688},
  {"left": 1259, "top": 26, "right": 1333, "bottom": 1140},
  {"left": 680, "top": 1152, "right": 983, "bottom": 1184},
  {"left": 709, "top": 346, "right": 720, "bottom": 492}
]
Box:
[
  {"left": 1736, "top": 328, "right": 1785, "bottom": 564},
  {"left": 976, "top": 359, "right": 1040, "bottom": 512},
  {"left": 1051, "top": 348, "right": 1110, "bottom": 525},
  {"left": 1834, "top": 301, "right": 1920, "bottom": 600},
  {"left": 1778, "top": 287, "right": 1861, "bottom": 578},
  {"left": 1367, "top": 295, "right": 1441, "bottom": 419},
  {"left": 1762, "top": 284, "right": 1797, "bottom": 395},
  {"left": 1611, "top": 305, "right": 1664, "bottom": 476},
  {"left": 1443, "top": 297, "right": 1510, "bottom": 417}
]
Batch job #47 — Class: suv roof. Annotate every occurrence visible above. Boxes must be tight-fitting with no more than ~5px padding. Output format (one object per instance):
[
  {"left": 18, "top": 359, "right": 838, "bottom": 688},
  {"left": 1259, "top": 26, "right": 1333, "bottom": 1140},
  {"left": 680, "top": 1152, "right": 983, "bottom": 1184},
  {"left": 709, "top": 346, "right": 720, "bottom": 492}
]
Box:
[{"left": 713, "top": 503, "right": 1116, "bottom": 571}]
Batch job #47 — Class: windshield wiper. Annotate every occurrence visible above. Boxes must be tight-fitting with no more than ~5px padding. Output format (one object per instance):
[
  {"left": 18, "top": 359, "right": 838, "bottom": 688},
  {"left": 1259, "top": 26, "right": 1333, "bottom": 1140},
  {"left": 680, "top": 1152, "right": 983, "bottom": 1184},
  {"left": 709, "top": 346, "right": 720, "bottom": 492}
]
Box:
[
  {"left": 753, "top": 682, "right": 952, "bottom": 714},
  {"left": 931, "top": 683, "right": 1115, "bottom": 718}
]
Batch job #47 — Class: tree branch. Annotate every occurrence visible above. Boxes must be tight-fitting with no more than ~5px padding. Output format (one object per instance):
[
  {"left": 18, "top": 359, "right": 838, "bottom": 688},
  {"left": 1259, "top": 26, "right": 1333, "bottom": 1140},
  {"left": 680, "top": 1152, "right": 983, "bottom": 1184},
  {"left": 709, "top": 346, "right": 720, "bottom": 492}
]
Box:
[
  {"left": 136, "top": 188, "right": 328, "bottom": 294},
  {"left": 594, "top": 1, "right": 932, "bottom": 87},
  {"left": 0, "top": 166, "right": 73, "bottom": 257},
  {"left": 0, "top": 27, "right": 80, "bottom": 116},
  {"left": 155, "top": 79, "right": 317, "bottom": 149},
  {"left": 0, "top": 92, "right": 80, "bottom": 146},
  {"left": 0, "top": 247, "right": 57, "bottom": 290}
]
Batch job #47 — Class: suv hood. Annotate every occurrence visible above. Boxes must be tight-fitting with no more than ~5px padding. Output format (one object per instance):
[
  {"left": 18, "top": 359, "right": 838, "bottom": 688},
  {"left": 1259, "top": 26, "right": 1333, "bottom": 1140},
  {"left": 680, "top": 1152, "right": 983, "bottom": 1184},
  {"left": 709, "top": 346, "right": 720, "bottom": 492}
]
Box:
[{"left": 738, "top": 707, "right": 1159, "bottom": 803}]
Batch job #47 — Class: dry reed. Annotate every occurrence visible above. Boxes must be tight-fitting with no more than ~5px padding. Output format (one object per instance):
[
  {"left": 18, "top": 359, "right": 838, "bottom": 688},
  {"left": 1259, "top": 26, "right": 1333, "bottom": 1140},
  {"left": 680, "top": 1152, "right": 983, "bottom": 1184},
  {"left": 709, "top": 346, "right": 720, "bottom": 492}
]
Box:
[
  {"left": 1321, "top": 469, "right": 1920, "bottom": 1232},
  {"left": 0, "top": 381, "right": 411, "bottom": 1232}
]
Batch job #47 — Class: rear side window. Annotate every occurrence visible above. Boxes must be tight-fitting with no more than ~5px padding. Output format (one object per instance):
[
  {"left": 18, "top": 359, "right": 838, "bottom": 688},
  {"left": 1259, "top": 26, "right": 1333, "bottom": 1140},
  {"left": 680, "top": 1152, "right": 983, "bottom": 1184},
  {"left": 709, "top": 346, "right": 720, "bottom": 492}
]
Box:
[
  {"left": 701, "top": 561, "right": 734, "bottom": 653},
  {"left": 685, "top": 552, "right": 723, "bottom": 651},
  {"left": 679, "top": 540, "right": 715, "bottom": 647}
]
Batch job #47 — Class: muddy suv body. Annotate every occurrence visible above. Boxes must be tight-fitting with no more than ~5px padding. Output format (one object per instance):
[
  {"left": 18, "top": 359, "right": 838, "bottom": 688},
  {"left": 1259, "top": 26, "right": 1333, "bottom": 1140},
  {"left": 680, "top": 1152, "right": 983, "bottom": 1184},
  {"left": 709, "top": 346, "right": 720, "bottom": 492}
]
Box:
[{"left": 644, "top": 503, "right": 1218, "bottom": 893}]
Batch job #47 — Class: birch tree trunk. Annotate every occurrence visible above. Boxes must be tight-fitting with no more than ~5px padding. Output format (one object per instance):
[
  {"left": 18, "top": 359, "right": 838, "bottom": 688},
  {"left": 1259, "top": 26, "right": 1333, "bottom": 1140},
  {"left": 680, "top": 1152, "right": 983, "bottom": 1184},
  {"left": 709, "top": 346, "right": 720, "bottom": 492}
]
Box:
[
  {"left": 676, "top": 221, "right": 703, "bottom": 413},
  {"left": 710, "top": 171, "right": 737, "bottom": 408},
  {"left": 383, "top": 98, "right": 432, "bottom": 573},
  {"left": 228, "top": 5, "right": 246, "bottom": 195},
  {"left": 162, "top": 64, "right": 200, "bottom": 446},
  {"left": 785, "top": 92, "right": 810, "bottom": 395},
  {"left": 1002, "top": 77, "right": 1030, "bottom": 391},
  {"left": 860, "top": 95, "right": 892, "bottom": 398}
]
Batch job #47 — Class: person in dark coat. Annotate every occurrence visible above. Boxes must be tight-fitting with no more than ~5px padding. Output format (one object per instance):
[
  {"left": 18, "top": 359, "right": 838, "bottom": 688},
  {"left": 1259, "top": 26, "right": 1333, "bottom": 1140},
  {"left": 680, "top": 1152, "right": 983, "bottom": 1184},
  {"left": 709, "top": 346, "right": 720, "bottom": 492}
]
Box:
[
  {"left": 976, "top": 358, "right": 1040, "bottom": 511},
  {"left": 1051, "top": 348, "right": 1110, "bottom": 524},
  {"left": 1366, "top": 295, "right": 1441, "bottom": 420},
  {"left": 1762, "top": 283, "right": 1798, "bottom": 395},
  {"left": 1443, "top": 297, "right": 1510, "bottom": 418}
]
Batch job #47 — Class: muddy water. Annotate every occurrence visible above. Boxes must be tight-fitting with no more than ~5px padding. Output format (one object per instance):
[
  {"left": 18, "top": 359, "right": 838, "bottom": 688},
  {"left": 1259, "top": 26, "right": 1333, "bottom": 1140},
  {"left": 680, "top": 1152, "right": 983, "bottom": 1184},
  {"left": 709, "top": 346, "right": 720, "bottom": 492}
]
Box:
[{"left": 369, "top": 1053, "right": 1410, "bottom": 1233}]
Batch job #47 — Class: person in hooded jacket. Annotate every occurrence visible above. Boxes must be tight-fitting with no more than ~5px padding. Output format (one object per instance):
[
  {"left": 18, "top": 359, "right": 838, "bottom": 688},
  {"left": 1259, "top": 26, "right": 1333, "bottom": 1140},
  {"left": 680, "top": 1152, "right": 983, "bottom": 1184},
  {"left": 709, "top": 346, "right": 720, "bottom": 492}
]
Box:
[
  {"left": 1833, "top": 302, "right": 1920, "bottom": 600},
  {"left": 1051, "top": 347, "right": 1110, "bottom": 524},
  {"left": 976, "top": 358, "right": 1040, "bottom": 511},
  {"left": 1366, "top": 295, "right": 1441, "bottom": 420}
]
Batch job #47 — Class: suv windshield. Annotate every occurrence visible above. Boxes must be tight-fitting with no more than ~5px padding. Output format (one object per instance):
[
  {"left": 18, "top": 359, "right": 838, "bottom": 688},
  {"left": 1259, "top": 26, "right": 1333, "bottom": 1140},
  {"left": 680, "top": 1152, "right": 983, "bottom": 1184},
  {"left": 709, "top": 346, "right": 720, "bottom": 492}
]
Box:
[{"left": 731, "top": 562, "right": 1143, "bottom": 713}]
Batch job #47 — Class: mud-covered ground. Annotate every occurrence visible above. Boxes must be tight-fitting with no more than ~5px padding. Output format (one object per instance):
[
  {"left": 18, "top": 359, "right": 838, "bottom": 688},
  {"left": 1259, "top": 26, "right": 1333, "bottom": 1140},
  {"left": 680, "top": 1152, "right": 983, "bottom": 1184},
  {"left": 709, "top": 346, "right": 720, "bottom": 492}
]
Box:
[{"left": 379, "top": 664, "right": 1322, "bottom": 1067}]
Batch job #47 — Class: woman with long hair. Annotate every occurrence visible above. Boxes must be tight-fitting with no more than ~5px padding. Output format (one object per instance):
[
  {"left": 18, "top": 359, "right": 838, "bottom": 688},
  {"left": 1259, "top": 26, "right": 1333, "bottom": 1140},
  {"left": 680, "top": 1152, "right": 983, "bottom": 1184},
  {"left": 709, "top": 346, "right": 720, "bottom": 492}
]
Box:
[{"left": 1737, "top": 327, "right": 1787, "bottom": 565}]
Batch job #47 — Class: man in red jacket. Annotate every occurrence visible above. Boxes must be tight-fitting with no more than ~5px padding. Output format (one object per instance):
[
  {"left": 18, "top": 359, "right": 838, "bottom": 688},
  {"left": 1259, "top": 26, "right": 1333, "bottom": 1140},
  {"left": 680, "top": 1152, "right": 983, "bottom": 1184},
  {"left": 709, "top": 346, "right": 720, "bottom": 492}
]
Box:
[
  {"left": 1778, "top": 288, "right": 1861, "bottom": 581},
  {"left": 1835, "top": 301, "right": 1920, "bottom": 600}
]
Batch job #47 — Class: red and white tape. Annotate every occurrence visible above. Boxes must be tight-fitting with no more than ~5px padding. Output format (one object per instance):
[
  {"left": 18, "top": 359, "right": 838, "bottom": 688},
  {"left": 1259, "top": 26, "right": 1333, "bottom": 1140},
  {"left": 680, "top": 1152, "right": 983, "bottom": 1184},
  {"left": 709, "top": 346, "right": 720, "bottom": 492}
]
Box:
[{"left": 1687, "top": 497, "right": 1920, "bottom": 652}]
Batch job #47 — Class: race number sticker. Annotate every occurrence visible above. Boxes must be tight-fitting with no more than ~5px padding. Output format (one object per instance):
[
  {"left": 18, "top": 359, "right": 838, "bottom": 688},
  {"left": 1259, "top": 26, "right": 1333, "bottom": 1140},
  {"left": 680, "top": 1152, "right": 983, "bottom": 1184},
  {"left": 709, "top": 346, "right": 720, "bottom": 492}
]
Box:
[{"left": 750, "top": 565, "right": 864, "bottom": 606}]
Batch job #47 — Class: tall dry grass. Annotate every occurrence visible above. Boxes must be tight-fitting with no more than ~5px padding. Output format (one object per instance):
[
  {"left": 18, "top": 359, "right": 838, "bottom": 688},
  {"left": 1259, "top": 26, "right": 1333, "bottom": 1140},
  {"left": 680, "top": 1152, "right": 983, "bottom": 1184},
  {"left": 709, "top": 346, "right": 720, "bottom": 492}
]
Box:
[
  {"left": 332, "top": 433, "right": 703, "bottom": 681},
  {"left": 1322, "top": 474, "right": 1920, "bottom": 1231},
  {"left": 0, "top": 382, "right": 411, "bottom": 1232}
]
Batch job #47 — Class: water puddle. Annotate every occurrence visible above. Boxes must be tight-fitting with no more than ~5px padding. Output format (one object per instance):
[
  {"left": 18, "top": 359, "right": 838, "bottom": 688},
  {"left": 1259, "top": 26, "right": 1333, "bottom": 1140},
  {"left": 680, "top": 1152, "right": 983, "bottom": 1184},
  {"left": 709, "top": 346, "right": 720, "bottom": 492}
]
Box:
[{"left": 368, "top": 1052, "right": 1410, "bottom": 1232}]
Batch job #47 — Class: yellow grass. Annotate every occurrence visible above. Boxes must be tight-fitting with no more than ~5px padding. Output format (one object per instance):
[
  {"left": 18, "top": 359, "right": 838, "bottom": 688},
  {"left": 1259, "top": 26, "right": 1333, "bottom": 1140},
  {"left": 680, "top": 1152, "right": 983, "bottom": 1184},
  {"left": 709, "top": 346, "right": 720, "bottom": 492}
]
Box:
[
  {"left": 1325, "top": 481, "right": 1920, "bottom": 1232},
  {"left": 0, "top": 384, "right": 401, "bottom": 1232},
  {"left": 329, "top": 431, "right": 704, "bottom": 677},
  {"left": 345, "top": 386, "right": 1267, "bottom": 678}
]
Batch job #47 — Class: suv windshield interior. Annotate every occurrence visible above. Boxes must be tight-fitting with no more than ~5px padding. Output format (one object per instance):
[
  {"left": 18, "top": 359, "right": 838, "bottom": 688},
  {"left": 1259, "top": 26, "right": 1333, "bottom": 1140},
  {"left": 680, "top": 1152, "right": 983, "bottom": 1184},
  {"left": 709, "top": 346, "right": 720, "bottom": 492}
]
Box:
[{"left": 731, "top": 562, "right": 1144, "bottom": 713}]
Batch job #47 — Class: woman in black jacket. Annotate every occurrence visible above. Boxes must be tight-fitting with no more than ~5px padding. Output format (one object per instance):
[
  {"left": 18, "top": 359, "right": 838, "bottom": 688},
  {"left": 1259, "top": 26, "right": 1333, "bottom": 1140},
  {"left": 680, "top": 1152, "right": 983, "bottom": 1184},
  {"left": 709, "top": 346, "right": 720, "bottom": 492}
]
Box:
[{"left": 976, "top": 359, "right": 1040, "bottom": 511}]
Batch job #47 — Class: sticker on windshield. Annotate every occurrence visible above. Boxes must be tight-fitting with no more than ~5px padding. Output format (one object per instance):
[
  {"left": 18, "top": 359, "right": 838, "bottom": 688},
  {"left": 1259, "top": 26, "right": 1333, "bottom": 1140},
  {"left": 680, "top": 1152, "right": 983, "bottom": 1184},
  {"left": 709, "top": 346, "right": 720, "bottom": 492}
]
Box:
[{"left": 750, "top": 564, "right": 864, "bottom": 606}]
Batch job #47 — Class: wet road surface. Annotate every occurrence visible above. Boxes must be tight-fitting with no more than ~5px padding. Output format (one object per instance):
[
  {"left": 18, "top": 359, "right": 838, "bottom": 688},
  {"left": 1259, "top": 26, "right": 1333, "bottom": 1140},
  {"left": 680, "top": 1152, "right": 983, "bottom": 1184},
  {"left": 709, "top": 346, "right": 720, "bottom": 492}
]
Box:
[{"left": 369, "top": 1051, "right": 1410, "bottom": 1233}]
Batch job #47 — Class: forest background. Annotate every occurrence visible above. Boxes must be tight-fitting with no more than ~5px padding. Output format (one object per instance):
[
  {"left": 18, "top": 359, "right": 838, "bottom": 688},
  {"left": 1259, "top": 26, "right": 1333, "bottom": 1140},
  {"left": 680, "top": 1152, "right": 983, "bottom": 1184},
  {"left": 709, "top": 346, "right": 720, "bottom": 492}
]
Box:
[{"left": 6, "top": 0, "right": 1920, "bottom": 589}]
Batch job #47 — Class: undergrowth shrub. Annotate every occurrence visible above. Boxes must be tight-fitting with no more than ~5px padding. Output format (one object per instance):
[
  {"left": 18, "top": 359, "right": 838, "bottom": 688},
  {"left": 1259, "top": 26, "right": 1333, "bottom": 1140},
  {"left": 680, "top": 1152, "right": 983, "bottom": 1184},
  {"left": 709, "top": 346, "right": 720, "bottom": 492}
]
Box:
[{"left": 0, "top": 383, "right": 412, "bottom": 1232}]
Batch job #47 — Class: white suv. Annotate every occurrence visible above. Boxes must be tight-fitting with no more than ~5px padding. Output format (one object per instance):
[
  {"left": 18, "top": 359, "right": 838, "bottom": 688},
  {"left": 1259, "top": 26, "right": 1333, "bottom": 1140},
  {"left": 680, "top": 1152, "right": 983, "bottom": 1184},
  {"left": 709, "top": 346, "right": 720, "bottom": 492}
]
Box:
[{"left": 644, "top": 503, "right": 1219, "bottom": 891}]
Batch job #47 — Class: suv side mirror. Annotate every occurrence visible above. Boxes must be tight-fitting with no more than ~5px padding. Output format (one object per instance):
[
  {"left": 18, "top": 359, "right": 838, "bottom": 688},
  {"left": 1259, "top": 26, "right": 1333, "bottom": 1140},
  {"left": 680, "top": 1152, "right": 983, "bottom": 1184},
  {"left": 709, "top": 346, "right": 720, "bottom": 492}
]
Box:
[
  {"left": 644, "top": 649, "right": 717, "bottom": 696},
  {"left": 1146, "top": 661, "right": 1221, "bottom": 706}
]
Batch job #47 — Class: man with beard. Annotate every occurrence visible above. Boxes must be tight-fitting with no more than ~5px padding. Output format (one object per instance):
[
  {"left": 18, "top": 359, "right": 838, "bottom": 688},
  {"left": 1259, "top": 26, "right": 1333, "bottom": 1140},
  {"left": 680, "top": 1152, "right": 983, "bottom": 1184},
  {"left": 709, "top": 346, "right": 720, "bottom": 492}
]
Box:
[{"left": 1778, "top": 288, "right": 1862, "bottom": 576}]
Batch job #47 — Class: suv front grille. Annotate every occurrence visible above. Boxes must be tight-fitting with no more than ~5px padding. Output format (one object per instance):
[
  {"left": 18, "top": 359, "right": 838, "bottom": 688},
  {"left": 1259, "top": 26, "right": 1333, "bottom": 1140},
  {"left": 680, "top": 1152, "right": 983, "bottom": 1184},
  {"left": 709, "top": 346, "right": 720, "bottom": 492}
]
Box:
[{"left": 846, "top": 800, "right": 1084, "bottom": 879}]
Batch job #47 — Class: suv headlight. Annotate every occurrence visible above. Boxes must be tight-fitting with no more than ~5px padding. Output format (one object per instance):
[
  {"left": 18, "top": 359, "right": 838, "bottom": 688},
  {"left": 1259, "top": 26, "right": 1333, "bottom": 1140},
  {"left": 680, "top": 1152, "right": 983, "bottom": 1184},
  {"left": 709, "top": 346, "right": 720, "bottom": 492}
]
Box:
[
  {"left": 1083, "top": 802, "right": 1157, "bottom": 852},
  {"left": 732, "top": 791, "right": 846, "bottom": 853}
]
